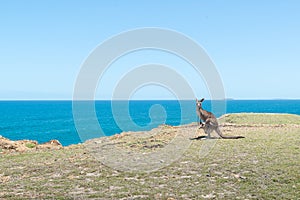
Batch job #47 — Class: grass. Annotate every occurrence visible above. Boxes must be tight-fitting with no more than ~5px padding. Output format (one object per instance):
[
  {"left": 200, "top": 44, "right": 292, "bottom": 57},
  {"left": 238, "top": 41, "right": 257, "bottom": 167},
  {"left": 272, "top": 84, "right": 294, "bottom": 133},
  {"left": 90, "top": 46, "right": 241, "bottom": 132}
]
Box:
[
  {"left": 25, "top": 142, "right": 36, "bottom": 149},
  {"left": 220, "top": 113, "right": 300, "bottom": 125},
  {"left": 0, "top": 113, "right": 299, "bottom": 199}
]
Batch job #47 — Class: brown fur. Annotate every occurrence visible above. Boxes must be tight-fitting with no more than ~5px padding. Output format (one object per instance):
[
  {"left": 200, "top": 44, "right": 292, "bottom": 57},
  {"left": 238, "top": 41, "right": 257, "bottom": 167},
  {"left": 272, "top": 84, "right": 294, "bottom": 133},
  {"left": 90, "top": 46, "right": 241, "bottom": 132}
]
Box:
[{"left": 196, "top": 98, "right": 244, "bottom": 139}]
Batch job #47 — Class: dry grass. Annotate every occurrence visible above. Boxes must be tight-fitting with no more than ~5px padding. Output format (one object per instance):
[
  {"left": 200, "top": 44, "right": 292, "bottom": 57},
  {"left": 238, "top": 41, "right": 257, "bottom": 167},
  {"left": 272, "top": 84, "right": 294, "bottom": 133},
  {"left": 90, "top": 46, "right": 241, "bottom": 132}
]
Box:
[{"left": 0, "top": 113, "right": 299, "bottom": 199}]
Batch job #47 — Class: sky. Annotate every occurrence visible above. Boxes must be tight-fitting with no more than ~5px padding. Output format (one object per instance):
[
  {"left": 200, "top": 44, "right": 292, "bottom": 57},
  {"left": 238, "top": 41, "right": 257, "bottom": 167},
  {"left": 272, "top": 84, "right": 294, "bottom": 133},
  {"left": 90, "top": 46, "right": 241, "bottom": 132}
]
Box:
[{"left": 0, "top": 0, "right": 299, "bottom": 100}]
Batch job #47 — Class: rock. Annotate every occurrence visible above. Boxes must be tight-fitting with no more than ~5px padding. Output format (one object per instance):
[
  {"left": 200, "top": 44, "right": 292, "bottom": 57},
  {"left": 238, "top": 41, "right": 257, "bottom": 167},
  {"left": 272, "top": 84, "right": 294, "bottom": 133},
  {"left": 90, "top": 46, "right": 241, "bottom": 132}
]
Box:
[
  {"left": 0, "top": 137, "right": 63, "bottom": 153},
  {"left": 37, "top": 140, "right": 63, "bottom": 150},
  {"left": 44, "top": 140, "right": 62, "bottom": 146}
]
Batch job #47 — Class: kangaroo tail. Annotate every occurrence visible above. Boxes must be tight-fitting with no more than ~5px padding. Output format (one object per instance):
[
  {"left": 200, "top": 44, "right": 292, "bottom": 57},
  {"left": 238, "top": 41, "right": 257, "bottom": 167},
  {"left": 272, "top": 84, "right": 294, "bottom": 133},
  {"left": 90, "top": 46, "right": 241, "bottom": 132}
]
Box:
[{"left": 216, "top": 127, "right": 245, "bottom": 139}]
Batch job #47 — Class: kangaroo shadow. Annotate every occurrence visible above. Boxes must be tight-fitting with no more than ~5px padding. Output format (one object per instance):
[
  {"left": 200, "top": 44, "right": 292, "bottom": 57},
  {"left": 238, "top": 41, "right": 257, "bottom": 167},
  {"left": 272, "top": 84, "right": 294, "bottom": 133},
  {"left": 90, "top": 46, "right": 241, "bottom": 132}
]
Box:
[{"left": 190, "top": 136, "right": 219, "bottom": 140}]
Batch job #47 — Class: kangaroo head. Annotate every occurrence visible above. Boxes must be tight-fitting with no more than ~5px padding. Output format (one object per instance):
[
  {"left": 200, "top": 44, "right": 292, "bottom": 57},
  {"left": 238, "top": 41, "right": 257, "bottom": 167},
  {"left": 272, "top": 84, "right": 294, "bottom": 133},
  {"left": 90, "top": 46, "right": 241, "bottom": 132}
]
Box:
[{"left": 196, "top": 98, "right": 205, "bottom": 108}]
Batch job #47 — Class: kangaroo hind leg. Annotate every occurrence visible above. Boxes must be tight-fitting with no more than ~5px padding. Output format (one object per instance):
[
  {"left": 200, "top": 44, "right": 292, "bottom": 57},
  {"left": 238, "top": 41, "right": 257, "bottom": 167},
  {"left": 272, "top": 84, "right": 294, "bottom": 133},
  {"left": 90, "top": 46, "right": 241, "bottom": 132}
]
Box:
[{"left": 204, "top": 124, "right": 213, "bottom": 139}]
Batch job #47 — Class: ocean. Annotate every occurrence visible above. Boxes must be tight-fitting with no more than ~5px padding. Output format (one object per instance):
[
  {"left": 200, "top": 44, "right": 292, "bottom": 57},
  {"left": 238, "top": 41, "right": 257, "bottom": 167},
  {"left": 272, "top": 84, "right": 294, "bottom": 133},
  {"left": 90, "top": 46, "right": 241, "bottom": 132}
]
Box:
[{"left": 0, "top": 100, "right": 299, "bottom": 146}]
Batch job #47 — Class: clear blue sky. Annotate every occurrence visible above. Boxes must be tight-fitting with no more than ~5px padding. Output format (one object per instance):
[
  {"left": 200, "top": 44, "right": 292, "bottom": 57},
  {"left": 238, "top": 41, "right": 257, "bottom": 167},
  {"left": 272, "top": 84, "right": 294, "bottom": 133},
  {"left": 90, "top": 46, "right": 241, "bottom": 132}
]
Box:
[{"left": 0, "top": 0, "right": 299, "bottom": 100}]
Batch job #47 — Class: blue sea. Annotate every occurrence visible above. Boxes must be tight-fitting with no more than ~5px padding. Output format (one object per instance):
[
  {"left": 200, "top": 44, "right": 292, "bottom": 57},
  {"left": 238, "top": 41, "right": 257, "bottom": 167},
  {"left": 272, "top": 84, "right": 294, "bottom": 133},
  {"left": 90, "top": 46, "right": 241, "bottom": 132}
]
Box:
[{"left": 0, "top": 100, "right": 299, "bottom": 146}]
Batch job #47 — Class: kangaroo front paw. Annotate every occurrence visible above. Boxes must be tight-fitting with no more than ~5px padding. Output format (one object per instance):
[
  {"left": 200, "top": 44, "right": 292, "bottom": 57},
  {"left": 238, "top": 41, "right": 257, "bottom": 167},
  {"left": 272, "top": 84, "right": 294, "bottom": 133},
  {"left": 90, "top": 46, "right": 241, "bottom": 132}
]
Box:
[{"left": 199, "top": 123, "right": 205, "bottom": 129}]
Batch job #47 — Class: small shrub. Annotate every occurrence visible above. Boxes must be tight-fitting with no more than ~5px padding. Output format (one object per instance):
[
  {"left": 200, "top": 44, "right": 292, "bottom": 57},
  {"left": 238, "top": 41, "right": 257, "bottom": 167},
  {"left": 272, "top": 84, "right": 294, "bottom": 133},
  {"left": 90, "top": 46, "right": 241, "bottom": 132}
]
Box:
[{"left": 25, "top": 143, "right": 36, "bottom": 148}]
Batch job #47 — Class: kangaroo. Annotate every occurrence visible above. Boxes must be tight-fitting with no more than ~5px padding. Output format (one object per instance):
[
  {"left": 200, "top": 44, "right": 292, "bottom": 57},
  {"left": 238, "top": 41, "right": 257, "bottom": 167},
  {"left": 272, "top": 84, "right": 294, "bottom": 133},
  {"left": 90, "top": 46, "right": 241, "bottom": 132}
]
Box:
[{"left": 196, "top": 98, "right": 244, "bottom": 139}]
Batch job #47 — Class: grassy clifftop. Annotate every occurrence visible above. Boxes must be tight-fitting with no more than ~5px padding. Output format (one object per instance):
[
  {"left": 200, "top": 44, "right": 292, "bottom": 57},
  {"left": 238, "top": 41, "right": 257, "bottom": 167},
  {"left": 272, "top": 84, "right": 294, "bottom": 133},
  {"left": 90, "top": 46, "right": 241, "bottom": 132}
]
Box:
[
  {"left": 220, "top": 113, "right": 300, "bottom": 125},
  {"left": 0, "top": 113, "right": 299, "bottom": 199}
]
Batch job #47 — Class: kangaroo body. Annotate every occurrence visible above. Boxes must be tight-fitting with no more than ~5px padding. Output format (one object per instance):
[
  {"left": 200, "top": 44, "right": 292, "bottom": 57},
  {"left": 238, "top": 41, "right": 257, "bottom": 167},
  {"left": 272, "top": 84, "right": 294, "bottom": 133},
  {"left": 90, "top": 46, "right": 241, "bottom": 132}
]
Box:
[{"left": 196, "top": 98, "right": 244, "bottom": 139}]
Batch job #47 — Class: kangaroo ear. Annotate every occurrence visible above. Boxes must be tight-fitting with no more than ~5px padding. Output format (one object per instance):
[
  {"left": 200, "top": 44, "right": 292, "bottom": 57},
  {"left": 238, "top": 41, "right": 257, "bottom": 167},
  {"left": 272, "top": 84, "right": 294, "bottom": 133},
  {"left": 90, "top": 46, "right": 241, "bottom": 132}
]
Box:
[
  {"left": 200, "top": 98, "right": 205, "bottom": 102},
  {"left": 196, "top": 98, "right": 198, "bottom": 102}
]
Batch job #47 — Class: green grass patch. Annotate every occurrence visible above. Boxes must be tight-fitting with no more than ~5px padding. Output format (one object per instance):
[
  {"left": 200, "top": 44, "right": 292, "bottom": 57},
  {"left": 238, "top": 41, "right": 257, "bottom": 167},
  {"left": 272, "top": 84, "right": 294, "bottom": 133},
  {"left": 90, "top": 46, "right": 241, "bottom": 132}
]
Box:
[{"left": 25, "top": 142, "right": 36, "bottom": 148}]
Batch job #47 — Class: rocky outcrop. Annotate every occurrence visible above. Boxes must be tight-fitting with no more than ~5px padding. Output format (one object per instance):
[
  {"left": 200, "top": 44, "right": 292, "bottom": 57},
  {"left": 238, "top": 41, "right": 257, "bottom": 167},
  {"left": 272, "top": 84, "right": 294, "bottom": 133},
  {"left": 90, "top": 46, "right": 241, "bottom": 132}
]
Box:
[
  {"left": 0, "top": 136, "right": 62, "bottom": 154},
  {"left": 37, "top": 140, "right": 62, "bottom": 150}
]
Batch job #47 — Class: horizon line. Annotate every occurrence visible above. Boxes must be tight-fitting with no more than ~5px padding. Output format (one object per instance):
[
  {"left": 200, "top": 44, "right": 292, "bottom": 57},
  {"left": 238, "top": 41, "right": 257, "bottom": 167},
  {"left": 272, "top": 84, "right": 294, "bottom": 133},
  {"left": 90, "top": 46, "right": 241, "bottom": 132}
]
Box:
[{"left": 0, "top": 98, "right": 300, "bottom": 101}]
